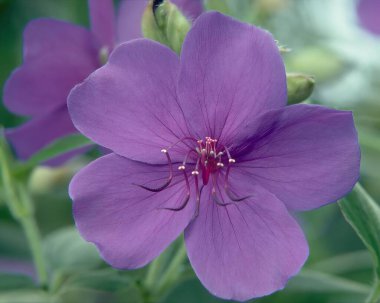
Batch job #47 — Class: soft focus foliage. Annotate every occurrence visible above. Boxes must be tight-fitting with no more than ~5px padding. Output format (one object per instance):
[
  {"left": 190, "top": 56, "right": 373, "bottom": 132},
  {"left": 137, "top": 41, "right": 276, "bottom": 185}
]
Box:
[{"left": 1, "top": 0, "right": 380, "bottom": 303}]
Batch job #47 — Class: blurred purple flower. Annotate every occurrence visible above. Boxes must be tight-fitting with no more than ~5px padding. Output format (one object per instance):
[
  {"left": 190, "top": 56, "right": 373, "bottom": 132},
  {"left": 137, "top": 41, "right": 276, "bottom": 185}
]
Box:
[
  {"left": 0, "top": 258, "right": 36, "bottom": 280},
  {"left": 68, "top": 12, "right": 360, "bottom": 301},
  {"left": 357, "top": 0, "right": 380, "bottom": 35},
  {"left": 3, "top": 0, "right": 203, "bottom": 165}
]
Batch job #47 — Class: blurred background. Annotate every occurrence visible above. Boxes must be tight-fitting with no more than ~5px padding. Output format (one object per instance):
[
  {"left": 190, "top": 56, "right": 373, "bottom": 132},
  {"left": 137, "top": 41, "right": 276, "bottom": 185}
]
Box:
[{"left": 0, "top": 0, "right": 379, "bottom": 302}]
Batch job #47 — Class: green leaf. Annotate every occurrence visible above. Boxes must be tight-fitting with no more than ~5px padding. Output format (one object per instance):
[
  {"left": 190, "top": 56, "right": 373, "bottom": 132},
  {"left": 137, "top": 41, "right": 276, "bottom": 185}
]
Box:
[
  {"left": 56, "top": 270, "right": 143, "bottom": 303},
  {"left": 287, "top": 269, "right": 371, "bottom": 294},
  {"left": 43, "top": 227, "right": 101, "bottom": 273},
  {"left": 0, "top": 290, "right": 51, "bottom": 303},
  {"left": 339, "top": 183, "right": 380, "bottom": 277},
  {"left": 311, "top": 250, "right": 372, "bottom": 274},
  {"left": 21, "top": 134, "right": 92, "bottom": 169},
  {"left": 0, "top": 273, "right": 35, "bottom": 290}
]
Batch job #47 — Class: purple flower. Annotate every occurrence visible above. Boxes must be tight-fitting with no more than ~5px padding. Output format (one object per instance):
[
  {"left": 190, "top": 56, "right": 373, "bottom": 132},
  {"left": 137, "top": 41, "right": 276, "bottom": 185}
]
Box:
[
  {"left": 3, "top": 0, "right": 203, "bottom": 165},
  {"left": 68, "top": 12, "right": 360, "bottom": 301},
  {"left": 357, "top": 0, "right": 380, "bottom": 35}
]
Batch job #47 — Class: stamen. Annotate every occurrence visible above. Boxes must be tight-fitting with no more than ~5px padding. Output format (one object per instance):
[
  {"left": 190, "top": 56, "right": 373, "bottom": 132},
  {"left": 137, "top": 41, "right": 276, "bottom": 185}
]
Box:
[
  {"left": 160, "top": 170, "right": 190, "bottom": 211},
  {"left": 212, "top": 188, "right": 231, "bottom": 206},
  {"left": 224, "top": 158, "right": 251, "bottom": 202},
  {"left": 211, "top": 174, "right": 232, "bottom": 206},
  {"left": 134, "top": 149, "right": 173, "bottom": 192},
  {"left": 194, "top": 173, "right": 201, "bottom": 218}
]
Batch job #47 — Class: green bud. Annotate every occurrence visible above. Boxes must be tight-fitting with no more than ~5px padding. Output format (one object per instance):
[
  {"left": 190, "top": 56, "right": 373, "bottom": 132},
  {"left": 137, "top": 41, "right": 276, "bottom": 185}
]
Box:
[
  {"left": 287, "top": 73, "right": 315, "bottom": 104},
  {"left": 142, "top": 0, "right": 191, "bottom": 54},
  {"left": 28, "top": 163, "right": 80, "bottom": 195},
  {"left": 98, "top": 46, "right": 110, "bottom": 66}
]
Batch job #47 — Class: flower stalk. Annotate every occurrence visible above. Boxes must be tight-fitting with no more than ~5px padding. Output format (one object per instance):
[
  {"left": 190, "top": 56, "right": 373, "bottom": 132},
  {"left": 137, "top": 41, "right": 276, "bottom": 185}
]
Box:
[
  {"left": 366, "top": 278, "right": 380, "bottom": 303},
  {"left": 145, "top": 237, "right": 188, "bottom": 300},
  {"left": 0, "top": 134, "right": 48, "bottom": 287},
  {"left": 156, "top": 240, "right": 188, "bottom": 294}
]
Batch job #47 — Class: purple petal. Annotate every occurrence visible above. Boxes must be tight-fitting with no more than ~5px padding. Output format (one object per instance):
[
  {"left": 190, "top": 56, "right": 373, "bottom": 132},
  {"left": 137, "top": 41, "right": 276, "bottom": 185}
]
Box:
[
  {"left": 233, "top": 104, "right": 360, "bottom": 211},
  {"left": 178, "top": 12, "right": 286, "bottom": 141},
  {"left": 88, "top": 0, "right": 116, "bottom": 50},
  {"left": 4, "top": 19, "right": 98, "bottom": 116},
  {"left": 70, "top": 153, "right": 195, "bottom": 269},
  {"left": 116, "top": 0, "right": 147, "bottom": 42},
  {"left": 172, "top": 0, "right": 203, "bottom": 20},
  {"left": 357, "top": 0, "right": 380, "bottom": 35},
  {"left": 6, "top": 107, "right": 78, "bottom": 161},
  {"left": 68, "top": 39, "right": 191, "bottom": 164},
  {"left": 185, "top": 184, "right": 308, "bottom": 301}
]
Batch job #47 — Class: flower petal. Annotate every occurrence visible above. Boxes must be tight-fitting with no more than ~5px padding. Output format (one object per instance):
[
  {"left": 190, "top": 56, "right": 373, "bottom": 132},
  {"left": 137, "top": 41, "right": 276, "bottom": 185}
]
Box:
[
  {"left": 178, "top": 12, "right": 286, "bottom": 141},
  {"left": 68, "top": 39, "right": 191, "bottom": 164},
  {"left": 233, "top": 104, "right": 360, "bottom": 211},
  {"left": 184, "top": 184, "right": 308, "bottom": 301},
  {"left": 357, "top": 0, "right": 380, "bottom": 35},
  {"left": 6, "top": 107, "right": 78, "bottom": 162},
  {"left": 116, "top": 0, "right": 147, "bottom": 42},
  {"left": 4, "top": 19, "right": 98, "bottom": 116},
  {"left": 70, "top": 153, "right": 195, "bottom": 269},
  {"left": 22, "top": 19, "right": 97, "bottom": 61},
  {"left": 172, "top": 0, "right": 204, "bottom": 19},
  {"left": 88, "top": 0, "right": 116, "bottom": 50}
]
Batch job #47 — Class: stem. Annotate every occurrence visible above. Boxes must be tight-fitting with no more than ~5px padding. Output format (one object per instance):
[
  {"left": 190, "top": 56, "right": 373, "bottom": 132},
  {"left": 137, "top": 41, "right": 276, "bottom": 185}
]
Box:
[
  {"left": 156, "top": 242, "right": 187, "bottom": 294},
  {"left": 145, "top": 254, "right": 165, "bottom": 291},
  {"left": 18, "top": 185, "right": 48, "bottom": 287},
  {"left": 0, "top": 137, "right": 48, "bottom": 286},
  {"left": 367, "top": 279, "right": 380, "bottom": 303}
]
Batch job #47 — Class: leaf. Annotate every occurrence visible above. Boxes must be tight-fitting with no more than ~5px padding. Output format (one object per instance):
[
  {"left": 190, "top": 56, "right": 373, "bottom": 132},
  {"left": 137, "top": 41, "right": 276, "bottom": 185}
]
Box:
[
  {"left": 339, "top": 183, "right": 380, "bottom": 277},
  {"left": 287, "top": 269, "right": 371, "bottom": 294},
  {"left": 0, "top": 273, "right": 35, "bottom": 290},
  {"left": 43, "top": 227, "right": 101, "bottom": 273},
  {"left": 0, "top": 290, "right": 51, "bottom": 303},
  {"left": 22, "top": 134, "right": 92, "bottom": 168},
  {"left": 56, "top": 270, "right": 143, "bottom": 303},
  {"left": 311, "top": 250, "right": 372, "bottom": 274}
]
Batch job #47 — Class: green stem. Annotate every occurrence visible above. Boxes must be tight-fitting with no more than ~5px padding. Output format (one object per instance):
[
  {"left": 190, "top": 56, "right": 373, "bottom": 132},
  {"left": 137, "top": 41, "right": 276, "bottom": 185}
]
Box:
[
  {"left": 18, "top": 185, "right": 48, "bottom": 287},
  {"left": 156, "top": 242, "right": 187, "bottom": 294},
  {"left": 366, "top": 279, "right": 380, "bottom": 303},
  {"left": 0, "top": 137, "right": 48, "bottom": 286},
  {"left": 145, "top": 254, "right": 165, "bottom": 291}
]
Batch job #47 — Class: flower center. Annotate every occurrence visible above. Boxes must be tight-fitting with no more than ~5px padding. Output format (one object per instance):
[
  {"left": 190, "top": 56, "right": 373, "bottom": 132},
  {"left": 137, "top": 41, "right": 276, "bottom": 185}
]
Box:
[
  {"left": 178, "top": 137, "right": 233, "bottom": 186},
  {"left": 135, "top": 136, "right": 248, "bottom": 217}
]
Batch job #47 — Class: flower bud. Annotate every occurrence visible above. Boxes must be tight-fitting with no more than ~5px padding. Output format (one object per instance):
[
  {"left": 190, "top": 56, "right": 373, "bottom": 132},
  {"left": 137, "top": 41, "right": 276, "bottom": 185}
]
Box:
[
  {"left": 142, "top": 0, "right": 191, "bottom": 54},
  {"left": 287, "top": 73, "right": 315, "bottom": 104},
  {"left": 28, "top": 163, "right": 80, "bottom": 195}
]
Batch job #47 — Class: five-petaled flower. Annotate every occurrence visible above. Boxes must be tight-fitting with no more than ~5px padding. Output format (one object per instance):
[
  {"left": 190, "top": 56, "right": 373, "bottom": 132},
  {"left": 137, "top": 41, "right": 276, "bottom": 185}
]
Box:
[
  {"left": 68, "top": 12, "right": 360, "bottom": 301},
  {"left": 3, "top": 0, "right": 203, "bottom": 165}
]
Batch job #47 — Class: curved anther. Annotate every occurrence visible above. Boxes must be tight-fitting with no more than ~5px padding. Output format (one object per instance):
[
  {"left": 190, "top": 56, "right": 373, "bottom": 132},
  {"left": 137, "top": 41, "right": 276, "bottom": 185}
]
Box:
[
  {"left": 135, "top": 149, "right": 173, "bottom": 192},
  {"left": 224, "top": 161, "right": 251, "bottom": 202},
  {"left": 194, "top": 174, "right": 201, "bottom": 218},
  {"left": 211, "top": 174, "right": 232, "bottom": 207},
  {"left": 160, "top": 170, "right": 190, "bottom": 211},
  {"left": 212, "top": 189, "right": 232, "bottom": 206},
  {"left": 225, "top": 188, "right": 251, "bottom": 202}
]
